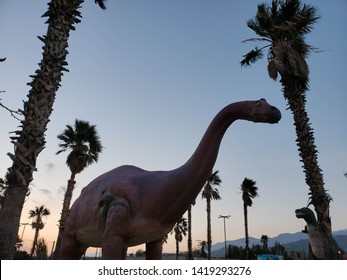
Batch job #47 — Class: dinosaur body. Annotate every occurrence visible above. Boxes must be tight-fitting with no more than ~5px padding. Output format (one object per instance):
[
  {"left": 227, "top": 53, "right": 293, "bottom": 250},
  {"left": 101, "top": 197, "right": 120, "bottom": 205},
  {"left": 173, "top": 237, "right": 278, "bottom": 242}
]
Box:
[{"left": 58, "top": 99, "right": 281, "bottom": 259}]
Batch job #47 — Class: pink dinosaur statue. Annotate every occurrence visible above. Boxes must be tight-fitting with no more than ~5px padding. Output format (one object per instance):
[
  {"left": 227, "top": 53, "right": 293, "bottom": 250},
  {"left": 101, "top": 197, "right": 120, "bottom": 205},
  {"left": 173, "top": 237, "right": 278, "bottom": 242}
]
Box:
[{"left": 57, "top": 99, "right": 281, "bottom": 259}]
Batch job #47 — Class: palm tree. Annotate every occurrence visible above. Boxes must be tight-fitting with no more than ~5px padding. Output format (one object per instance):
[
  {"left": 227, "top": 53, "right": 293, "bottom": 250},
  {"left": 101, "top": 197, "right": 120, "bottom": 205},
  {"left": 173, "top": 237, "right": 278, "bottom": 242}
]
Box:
[
  {"left": 201, "top": 170, "right": 222, "bottom": 259},
  {"left": 53, "top": 119, "right": 103, "bottom": 258},
  {"left": 240, "top": 0, "right": 337, "bottom": 259},
  {"left": 260, "top": 234, "right": 269, "bottom": 251},
  {"left": 171, "top": 217, "right": 188, "bottom": 260},
  {"left": 240, "top": 178, "right": 258, "bottom": 260},
  {"left": 0, "top": 0, "right": 107, "bottom": 259},
  {"left": 28, "top": 205, "right": 50, "bottom": 257},
  {"left": 198, "top": 240, "right": 208, "bottom": 258}
]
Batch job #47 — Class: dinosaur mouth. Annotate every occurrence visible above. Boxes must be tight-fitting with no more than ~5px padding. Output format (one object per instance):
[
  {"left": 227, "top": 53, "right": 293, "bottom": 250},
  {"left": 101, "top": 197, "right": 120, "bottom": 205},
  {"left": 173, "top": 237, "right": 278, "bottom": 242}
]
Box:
[
  {"left": 266, "top": 112, "right": 281, "bottom": 124},
  {"left": 295, "top": 209, "right": 304, "bottom": 218}
]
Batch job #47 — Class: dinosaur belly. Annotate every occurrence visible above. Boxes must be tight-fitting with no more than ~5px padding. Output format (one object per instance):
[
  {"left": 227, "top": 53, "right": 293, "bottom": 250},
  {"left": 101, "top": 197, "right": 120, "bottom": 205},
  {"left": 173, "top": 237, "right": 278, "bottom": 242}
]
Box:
[
  {"left": 306, "top": 225, "right": 325, "bottom": 259},
  {"left": 125, "top": 219, "right": 173, "bottom": 247},
  {"left": 76, "top": 226, "right": 102, "bottom": 247},
  {"left": 75, "top": 218, "right": 172, "bottom": 248}
]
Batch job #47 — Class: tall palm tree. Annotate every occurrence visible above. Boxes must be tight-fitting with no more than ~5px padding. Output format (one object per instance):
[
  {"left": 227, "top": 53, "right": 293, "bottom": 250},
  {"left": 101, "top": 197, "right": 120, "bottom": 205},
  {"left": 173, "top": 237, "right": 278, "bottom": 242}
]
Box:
[
  {"left": 53, "top": 119, "right": 103, "bottom": 258},
  {"left": 240, "top": 177, "right": 258, "bottom": 260},
  {"left": 240, "top": 0, "right": 337, "bottom": 259},
  {"left": 171, "top": 217, "right": 188, "bottom": 260},
  {"left": 201, "top": 170, "right": 222, "bottom": 259},
  {"left": 0, "top": 0, "right": 107, "bottom": 259},
  {"left": 28, "top": 205, "right": 50, "bottom": 257}
]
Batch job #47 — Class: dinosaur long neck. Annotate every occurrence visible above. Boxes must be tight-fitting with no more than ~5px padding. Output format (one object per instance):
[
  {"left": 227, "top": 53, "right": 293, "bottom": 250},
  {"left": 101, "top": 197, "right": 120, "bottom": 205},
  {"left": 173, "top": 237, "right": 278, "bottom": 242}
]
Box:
[
  {"left": 163, "top": 101, "right": 255, "bottom": 221},
  {"left": 304, "top": 213, "right": 319, "bottom": 227}
]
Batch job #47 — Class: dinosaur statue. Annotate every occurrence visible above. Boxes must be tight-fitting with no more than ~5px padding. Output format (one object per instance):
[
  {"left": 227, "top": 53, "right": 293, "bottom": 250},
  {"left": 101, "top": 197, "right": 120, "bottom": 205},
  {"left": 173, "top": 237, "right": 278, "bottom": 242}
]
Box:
[
  {"left": 58, "top": 99, "right": 281, "bottom": 259},
  {"left": 295, "top": 207, "right": 342, "bottom": 259}
]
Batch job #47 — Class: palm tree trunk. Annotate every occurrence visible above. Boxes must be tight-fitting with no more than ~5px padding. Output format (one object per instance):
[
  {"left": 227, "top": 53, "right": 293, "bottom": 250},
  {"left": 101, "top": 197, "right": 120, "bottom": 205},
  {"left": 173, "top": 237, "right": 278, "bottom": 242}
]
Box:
[
  {"left": 30, "top": 228, "right": 40, "bottom": 257},
  {"left": 60, "top": 174, "right": 77, "bottom": 230},
  {"left": 53, "top": 172, "right": 76, "bottom": 259},
  {"left": 206, "top": 197, "right": 212, "bottom": 260},
  {"left": 282, "top": 77, "right": 338, "bottom": 259},
  {"left": 243, "top": 203, "right": 250, "bottom": 260},
  {"left": 0, "top": 183, "right": 28, "bottom": 259},
  {"left": 0, "top": 0, "right": 84, "bottom": 260},
  {"left": 187, "top": 205, "right": 193, "bottom": 259}
]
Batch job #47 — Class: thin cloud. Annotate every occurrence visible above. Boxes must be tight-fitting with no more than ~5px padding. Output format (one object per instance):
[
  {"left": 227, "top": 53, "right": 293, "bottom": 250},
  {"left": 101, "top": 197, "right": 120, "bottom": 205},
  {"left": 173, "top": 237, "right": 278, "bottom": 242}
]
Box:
[
  {"left": 45, "top": 162, "right": 55, "bottom": 172},
  {"left": 39, "top": 188, "right": 52, "bottom": 196},
  {"left": 58, "top": 186, "right": 66, "bottom": 195}
]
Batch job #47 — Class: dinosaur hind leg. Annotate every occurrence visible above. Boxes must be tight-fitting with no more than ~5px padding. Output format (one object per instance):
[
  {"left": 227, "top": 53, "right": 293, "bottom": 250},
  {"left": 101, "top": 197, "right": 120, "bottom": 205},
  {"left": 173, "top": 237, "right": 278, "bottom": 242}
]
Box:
[
  {"left": 59, "top": 235, "right": 88, "bottom": 260},
  {"left": 121, "top": 247, "right": 128, "bottom": 259},
  {"left": 146, "top": 239, "right": 163, "bottom": 260}
]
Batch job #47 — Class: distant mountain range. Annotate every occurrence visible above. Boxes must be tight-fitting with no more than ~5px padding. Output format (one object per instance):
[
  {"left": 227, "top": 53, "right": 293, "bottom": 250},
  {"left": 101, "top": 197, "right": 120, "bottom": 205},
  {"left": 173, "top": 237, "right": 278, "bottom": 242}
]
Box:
[{"left": 211, "top": 229, "right": 347, "bottom": 257}]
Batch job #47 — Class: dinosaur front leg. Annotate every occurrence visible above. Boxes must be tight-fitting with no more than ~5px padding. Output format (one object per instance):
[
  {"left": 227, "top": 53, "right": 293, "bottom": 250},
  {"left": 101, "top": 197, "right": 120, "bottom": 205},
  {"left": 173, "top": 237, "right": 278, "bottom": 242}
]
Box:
[
  {"left": 146, "top": 239, "right": 163, "bottom": 260},
  {"left": 101, "top": 200, "right": 130, "bottom": 260},
  {"left": 101, "top": 235, "right": 126, "bottom": 259}
]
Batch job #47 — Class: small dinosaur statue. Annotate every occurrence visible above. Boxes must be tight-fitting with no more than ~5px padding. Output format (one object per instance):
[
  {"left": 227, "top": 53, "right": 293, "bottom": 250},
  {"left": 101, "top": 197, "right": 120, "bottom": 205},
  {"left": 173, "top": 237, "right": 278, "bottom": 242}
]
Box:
[
  {"left": 58, "top": 99, "right": 281, "bottom": 259},
  {"left": 295, "top": 207, "right": 341, "bottom": 259},
  {"left": 295, "top": 207, "right": 324, "bottom": 259}
]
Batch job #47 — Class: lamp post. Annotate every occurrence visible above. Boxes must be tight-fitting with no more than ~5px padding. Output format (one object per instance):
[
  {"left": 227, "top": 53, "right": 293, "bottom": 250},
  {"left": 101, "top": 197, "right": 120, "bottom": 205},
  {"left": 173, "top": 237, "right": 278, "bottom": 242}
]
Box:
[
  {"left": 218, "top": 215, "right": 230, "bottom": 259},
  {"left": 20, "top": 223, "right": 30, "bottom": 241},
  {"left": 17, "top": 222, "right": 30, "bottom": 250}
]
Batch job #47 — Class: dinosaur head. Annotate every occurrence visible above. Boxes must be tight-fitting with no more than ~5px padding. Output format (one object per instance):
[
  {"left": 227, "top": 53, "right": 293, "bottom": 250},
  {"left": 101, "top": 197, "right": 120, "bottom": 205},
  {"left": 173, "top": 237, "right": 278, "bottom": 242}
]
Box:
[
  {"left": 249, "top": 98, "right": 281, "bottom": 124},
  {"left": 295, "top": 207, "right": 318, "bottom": 225}
]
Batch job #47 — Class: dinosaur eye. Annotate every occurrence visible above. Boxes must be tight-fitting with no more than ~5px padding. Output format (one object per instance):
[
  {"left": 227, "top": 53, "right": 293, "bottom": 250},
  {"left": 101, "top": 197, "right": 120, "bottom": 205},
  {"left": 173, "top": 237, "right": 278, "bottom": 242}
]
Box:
[{"left": 256, "top": 98, "right": 266, "bottom": 107}]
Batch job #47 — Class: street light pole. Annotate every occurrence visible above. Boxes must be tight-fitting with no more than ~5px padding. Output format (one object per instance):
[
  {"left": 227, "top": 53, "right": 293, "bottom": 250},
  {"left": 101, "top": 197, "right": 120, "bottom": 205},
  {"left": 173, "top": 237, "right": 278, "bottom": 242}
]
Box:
[
  {"left": 20, "top": 223, "right": 30, "bottom": 241},
  {"left": 17, "top": 222, "right": 30, "bottom": 251},
  {"left": 218, "top": 215, "right": 230, "bottom": 259}
]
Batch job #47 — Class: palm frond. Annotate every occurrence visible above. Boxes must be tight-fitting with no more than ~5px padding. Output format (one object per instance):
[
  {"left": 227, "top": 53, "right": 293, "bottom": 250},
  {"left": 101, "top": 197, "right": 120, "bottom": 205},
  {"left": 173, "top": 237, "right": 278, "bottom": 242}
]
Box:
[
  {"left": 240, "top": 48, "right": 264, "bottom": 67},
  {"left": 95, "top": 0, "right": 107, "bottom": 10},
  {"left": 202, "top": 170, "right": 222, "bottom": 200},
  {"left": 57, "top": 119, "right": 103, "bottom": 174},
  {"left": 241, "top": 37, "right": 272, "bottom": 44},
  {"left": 243, "top": 0, "right": 320, "bottom": 63},
  {"left": 211, "top": 188, "right": 221, "bottom": 200},
  {"left": 240, "top": 178, "right": 258, "bottom": 207},
  {"left": 274, "top": 0, "right": 319, "bottom": 41},
  {"left": 267, "top": 60, "right": 278, "bottom": 80},
  {"left": 246, "top": 2, "right": 274, "bottom": 38}
]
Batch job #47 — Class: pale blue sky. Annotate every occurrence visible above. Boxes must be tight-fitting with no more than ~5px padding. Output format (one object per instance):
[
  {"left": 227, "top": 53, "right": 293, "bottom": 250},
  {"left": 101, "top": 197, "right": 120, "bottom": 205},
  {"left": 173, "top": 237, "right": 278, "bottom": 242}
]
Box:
[{"left": 0, "top": 0, "right": 346, "bottom": 255}]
